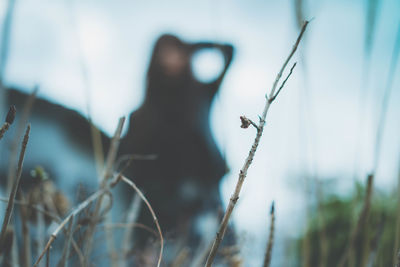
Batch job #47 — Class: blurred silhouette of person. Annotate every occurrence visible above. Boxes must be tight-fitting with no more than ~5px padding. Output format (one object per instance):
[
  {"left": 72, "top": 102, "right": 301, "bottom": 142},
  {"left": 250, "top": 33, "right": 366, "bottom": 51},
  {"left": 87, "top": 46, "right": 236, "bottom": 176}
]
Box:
[{"left": 120, "top": 34, "right": 234, "bottom": 243}]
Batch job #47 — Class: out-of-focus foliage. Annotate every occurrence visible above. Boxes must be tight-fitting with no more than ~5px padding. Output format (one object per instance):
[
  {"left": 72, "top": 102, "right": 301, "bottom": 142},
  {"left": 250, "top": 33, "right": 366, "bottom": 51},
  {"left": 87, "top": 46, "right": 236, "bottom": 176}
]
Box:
[{"left": 296, "top": 181, "right": 397, "bottom": 267}]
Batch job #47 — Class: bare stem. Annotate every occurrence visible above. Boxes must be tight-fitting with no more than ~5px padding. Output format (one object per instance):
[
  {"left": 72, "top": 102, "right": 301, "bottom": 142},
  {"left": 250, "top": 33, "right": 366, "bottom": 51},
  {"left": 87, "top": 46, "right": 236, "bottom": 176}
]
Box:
[
  {"left": 263, "top": 202, "right": 275, "bottom": 267},
  {"left": 6, "top": 88, "right": 37, "bottom": 194},
  {"left": 57, "top": 215, "right": 74, "bottom": 267},
  {"left": 120, "top": 193, "right": 142, "bottom": 267},
  {"left": 33, "top": 188, "right": 109, "bottom": 267},
  {"left": 0, "top": 124, "right": 30, "bottom": 253},
  {"left": 204, "top": 20, "right": 309, "bottom": 266},
  {"left": 83, "top": 117, "right": 125, "bottom": 267},
  {"left": 119, "top": 175, "right": 164, "bottom": 267}
]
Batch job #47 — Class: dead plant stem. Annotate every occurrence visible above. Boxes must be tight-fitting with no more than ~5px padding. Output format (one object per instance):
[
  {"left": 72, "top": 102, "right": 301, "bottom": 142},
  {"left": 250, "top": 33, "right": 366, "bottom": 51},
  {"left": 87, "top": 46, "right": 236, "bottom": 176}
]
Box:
[
  {"left": 204, "top": 20, "right": 309, "bottom": 266},
  {"left": 0, "top": 124, "right": 30, "bottom": 253}
]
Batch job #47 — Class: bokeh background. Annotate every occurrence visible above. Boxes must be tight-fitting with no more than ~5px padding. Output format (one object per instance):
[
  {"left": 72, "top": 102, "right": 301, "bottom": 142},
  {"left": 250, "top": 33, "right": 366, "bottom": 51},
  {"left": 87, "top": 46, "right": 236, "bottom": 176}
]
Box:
[{"left": 0, "top": 0, "right": 399, "bottom": 265}]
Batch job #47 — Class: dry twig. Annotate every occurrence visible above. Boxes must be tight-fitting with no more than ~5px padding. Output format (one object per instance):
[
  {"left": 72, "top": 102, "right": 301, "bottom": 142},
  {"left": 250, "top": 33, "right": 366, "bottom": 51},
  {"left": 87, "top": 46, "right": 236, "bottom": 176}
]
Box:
[
  {"left": 263, "top": 202, "right": 275, "bottom": 267},
  {"left": 119, "top": 175, "right": 164, "bottom": 267},
  {"left": 0, "top": 124, "right": 30, "bottom": 253},
  {"left": 18, "top": 194, "right": 31, "bottom": 267},
  {"left": 120, "top": 193, "right": 142, "bottom": 267},
  {"left": 204, "top": 20, "right": 309, "bottom": 266},
  {"left": 32, "top": 188, "right": 110, "bottom": 267},
  {"left": 6, "top": 88, "right": 37, "bottom": 193},
  {"left": 57, "top": 215, "right": 74, "bottom": 267},
  {"left": 83, "top": 117, "right": 125, "bottom": 267}
]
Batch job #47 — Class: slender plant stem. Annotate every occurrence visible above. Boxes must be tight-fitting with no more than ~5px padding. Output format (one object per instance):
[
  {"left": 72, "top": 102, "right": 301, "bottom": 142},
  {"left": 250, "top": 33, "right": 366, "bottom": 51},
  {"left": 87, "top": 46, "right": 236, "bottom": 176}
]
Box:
[
  {"left": 0, "top": 124, "right": 30, "bottom": 253},
  {"left": 120, "top": 193, "right": 142, "bottom": 267},
  {"left": 33, "top": 188, "right": 110, "bottom": 267},
  {"left": 6, "top": 88, "right": 37, "bottom": 193},
  {"left": 57, "top": 215, "right": 74, "bottom": 267},
  {"left": 263, "top": 202, "right": 275, "bottom": 267},
  {"left": 82, "top": 117, "right": 125, "bottom": 267},
  {"left": 204, "top": 20, "right": 309, "bottom": 266},
  {"left": 119, "top": 175, "right": 164, "bottom": 267}
]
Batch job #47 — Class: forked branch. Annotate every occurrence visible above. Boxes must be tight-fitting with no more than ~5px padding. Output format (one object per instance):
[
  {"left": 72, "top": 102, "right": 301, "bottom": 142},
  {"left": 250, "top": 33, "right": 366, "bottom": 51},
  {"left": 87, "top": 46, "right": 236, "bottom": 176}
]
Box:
[{"left": 204, "top": 20, "right": 309, "bottom": 266}]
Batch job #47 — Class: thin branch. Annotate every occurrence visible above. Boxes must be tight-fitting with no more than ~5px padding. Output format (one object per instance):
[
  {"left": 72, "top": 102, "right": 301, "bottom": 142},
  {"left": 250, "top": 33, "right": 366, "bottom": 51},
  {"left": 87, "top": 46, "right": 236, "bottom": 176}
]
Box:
[
  {"left": 83, "top": 117, "right": 125, "bottom": 267},
  {"left": 7, "top": 87, "right": 37, "bottom": 193},
  {"left": 45, "top": 248, "right": 50, "bottom": 267},
  {"left": 36, "top": 204, "right": 45, "bottom": 267},
  {"left": 120, "top": 193, "right": 142, "bottom": 267},
  {"left": 57, "top": 215, "right": 74, "bottom": 267},
  {"left": 18, "top": 193, "right": 31, "bottom": 267},
  {"left": 102, "top": 117, "right": 126, "bottom": 183},
  {"left": 32, "top": 188, "right": 109, "bottom": 267},
  {"left": 0, "top": 124, "right": 30, "bottom": 253},
  {"left": 0, "top": 198, "right": 85, "bottom": 266},
  {"left": 263, "top": 201, "right": 275, "bottom": 267},
  {"left": 270, "top": 62, "right": 297, "bottom": 103},
  {"left": 119, "top": 175, "right": 164, "bottom": 267},
  {"left": 204, "top": 20, "right": 309, "bottom": 267}
]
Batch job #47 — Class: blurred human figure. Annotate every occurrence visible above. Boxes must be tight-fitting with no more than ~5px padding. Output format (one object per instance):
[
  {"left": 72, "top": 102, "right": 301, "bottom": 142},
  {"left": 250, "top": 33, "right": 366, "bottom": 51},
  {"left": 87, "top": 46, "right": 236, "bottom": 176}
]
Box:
[{"left": 120, "top": 34, "right": 234, "bottom": 244}]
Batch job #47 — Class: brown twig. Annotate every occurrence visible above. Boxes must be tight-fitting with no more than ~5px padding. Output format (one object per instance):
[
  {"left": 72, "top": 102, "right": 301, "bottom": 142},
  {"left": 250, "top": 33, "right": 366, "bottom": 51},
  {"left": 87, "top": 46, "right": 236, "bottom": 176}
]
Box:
[
  {"left": 0, "top": 228, "right": 14, "bottom": 266},
  {"left": 0, "top": 197, "right": 85, "bottom": 266},
  {"left": 57, "top": 215, "right": 74, "bottom": 267},
  {"left": 18, "top": 193, "right": 31, "bottom": 267},
  {"left": 6, "top": 88, "right": 37, "bottom": 193},
  {"left": 120, "top": 193, "right": 142, "bottom": 267},
  {"left": 372, "top": 19, "right": 400, "bottom": 173},
  {"left": 33, "top": 188, "right": 110, "bottom": 267},
  {"left": 0, "top": 124, "right": 30, "bottom": 253},
  {"left": 263, "top": 202, "right": 275, "bottom": 267},
  {"left": 36, "top": 203, "right": 45, "bottom": 267},
  {"left": 204, "top": 20, "right": 309, "bottom": 266},
  {"left": 119, "top": 175, "right": 164, "bottom": 267},
  {"left": 83, "top": 117, "right": 125, "bottom": 267},
  {"left": 337, "top": 174, "right": 374, "bottom": 267},
  {"left": 45, "top": 248, "right": 50, "bottom": 267}
]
